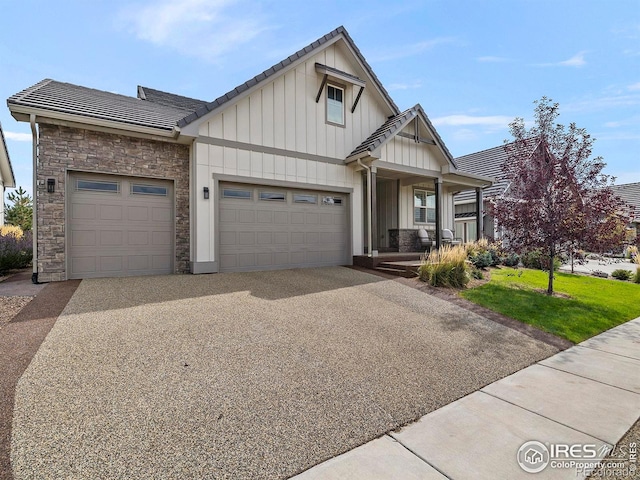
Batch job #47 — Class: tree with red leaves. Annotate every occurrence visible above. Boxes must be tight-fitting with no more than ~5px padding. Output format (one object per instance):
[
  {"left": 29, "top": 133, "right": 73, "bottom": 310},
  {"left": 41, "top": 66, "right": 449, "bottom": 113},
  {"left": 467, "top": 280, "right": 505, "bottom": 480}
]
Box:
[{"left": 493, "top": 97, "right": 628, "bottom": 295}]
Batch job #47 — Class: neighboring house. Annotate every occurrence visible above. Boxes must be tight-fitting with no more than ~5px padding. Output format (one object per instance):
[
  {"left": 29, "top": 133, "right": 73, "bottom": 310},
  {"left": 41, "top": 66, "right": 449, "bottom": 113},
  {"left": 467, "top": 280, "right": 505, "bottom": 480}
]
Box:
[
  {"left": 454, "top": 141, "right": 639, "bottom": 244},
  {"left": 0, "top": 123, "right": 17, "bottom": 225},
  {"left": 611, "top": 182, "right": 640, "bottom": 238},
  {"left": 454, "top": 143, "right": 510, "bottom": 242},
  {"left": 7, "top": 26, "right": 491, "bottom": 282}
]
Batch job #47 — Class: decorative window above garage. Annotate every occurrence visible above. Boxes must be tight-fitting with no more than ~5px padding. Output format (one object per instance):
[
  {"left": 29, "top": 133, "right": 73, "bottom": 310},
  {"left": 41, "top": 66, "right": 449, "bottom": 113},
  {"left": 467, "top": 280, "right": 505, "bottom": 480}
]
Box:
[
  {"left": 314, "top": 63, "right": 366, "bottom": 126},
  {"left": 327, "top": 85, "right": 344, "bottom": 125}
]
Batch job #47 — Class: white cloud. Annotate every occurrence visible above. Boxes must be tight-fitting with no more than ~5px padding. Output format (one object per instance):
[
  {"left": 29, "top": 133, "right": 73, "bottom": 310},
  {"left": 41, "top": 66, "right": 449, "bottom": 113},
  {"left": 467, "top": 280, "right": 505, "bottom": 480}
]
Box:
[
  {"left": 117, "top": 0, "right": 272, "bottom": 62},
  {"left": 387, "top": 81, "right": 423, "bottom": 91},
  {"left": 565, "top": 93, "right": 640, "bottom": 113},
  {"left": 431, "top": 114, "right": 512, "bottom": 129},
  {"left": 3, "top": 132, "right": 31, "bottom": 142},
  {"left": 370, "top": 37, "right": 458, "bottom": 62},
  {"left": 628, "top": 82, "right": 640, "bottom": 91},
  {"left": 534, "top": 51, "right": 587, "bottom": 67},
  {"left": 477, "top": 56, "right": 510, "bottom": 63}
]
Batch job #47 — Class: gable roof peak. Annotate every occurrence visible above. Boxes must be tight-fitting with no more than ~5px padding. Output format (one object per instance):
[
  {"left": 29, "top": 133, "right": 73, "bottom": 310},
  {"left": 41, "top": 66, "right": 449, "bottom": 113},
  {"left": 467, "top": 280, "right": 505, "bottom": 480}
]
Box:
[{"left": 177, "top": 25, "right": 399, "bottom": 128}]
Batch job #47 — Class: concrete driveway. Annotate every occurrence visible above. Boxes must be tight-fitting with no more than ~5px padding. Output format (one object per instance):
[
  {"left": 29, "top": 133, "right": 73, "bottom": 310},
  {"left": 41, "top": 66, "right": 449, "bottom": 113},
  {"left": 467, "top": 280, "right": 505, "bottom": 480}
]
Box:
[{"left": 12, "top": 267, "right": 557, "bottom": 479}]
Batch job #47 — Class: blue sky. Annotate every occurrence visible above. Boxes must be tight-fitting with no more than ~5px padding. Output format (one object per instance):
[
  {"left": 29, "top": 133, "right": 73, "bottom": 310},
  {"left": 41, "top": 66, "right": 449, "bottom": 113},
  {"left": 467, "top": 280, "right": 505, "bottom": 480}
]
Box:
[{"left": 1, "top": 0, "right": 639, "bottom": 198}]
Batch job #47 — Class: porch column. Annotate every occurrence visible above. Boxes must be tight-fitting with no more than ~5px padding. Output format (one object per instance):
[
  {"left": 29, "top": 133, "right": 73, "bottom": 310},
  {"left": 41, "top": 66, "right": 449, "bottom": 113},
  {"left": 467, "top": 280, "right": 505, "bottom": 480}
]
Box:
[
  {"left": 370, "top": 166, "right": 378, "bottom": 256},
  {"left": 475, "top": 187, "right": 484, "bottom": 241},
  {"left": 435, "top": 178, "right": 442, "bottom": 249}
]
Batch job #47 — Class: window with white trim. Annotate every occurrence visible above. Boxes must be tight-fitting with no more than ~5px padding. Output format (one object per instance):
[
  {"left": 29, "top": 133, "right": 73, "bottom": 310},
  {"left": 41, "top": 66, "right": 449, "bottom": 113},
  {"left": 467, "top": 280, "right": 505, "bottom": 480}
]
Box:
[
  {"left": 414, "top": 189, "right": 436, "bottom": 223},
  {"left": 326, "top": 84, "right": 344, "bottom": 125}
]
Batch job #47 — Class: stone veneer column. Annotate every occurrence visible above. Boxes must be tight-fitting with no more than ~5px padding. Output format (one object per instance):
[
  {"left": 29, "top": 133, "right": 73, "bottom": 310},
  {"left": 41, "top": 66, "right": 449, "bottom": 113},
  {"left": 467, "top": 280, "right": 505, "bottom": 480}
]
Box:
[{"left": 36, "top": 124, "right": 190, "bottom": 282}]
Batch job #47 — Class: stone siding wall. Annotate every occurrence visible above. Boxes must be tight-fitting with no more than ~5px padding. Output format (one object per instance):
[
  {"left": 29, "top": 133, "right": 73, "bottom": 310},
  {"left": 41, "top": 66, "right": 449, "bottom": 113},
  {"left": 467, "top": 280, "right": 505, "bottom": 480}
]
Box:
[
  {"left": 36, "top": 124, "right": 190, "bottom": 281},
  {"left": 389, "top": 228, "right": 436, "bottom": 252}
]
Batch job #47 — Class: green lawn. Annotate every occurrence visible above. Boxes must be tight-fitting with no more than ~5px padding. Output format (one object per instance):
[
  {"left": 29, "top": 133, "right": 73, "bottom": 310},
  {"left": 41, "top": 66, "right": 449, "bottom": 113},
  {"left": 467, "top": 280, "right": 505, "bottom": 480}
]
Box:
[{"left": 460, "top": 268, "right": 640, "bottom": 343}]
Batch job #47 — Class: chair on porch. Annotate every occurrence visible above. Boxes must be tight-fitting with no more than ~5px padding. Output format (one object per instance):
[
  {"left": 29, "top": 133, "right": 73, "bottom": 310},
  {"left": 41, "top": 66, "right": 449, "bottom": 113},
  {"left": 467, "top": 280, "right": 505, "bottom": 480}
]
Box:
[
  {"left": 417, "top": 228, "right": 434, "bottom": 251},
  {"left": 441, "top": 229, "right": 462, "bottom": 246}
]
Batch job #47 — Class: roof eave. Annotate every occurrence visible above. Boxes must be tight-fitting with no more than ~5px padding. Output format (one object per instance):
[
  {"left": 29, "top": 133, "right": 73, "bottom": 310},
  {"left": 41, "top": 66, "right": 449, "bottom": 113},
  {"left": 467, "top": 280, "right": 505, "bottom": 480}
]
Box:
[
  {"left": 8, "top": 105, "right": 192, "bottom": 145},
  {"left": 7, "top": 102, "right": 188, "bottom": 140}
]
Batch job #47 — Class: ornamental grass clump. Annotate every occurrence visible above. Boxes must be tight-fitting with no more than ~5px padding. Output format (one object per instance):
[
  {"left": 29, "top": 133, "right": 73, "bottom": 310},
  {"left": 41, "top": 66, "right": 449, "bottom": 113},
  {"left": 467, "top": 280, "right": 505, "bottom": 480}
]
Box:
[
  {"left": 418, "top": 244, "right": 469, "bottom": 288},
  {"left": 633, "top": 253, "right": 640, "bottom": 284}
]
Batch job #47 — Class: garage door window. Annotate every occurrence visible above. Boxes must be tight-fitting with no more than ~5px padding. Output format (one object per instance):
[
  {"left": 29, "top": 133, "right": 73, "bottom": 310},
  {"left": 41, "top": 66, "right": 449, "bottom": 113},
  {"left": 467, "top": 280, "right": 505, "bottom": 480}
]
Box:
[
  {"left": 131, "top": 184, "right": 168, "bottom": 196},
  {"left": 322, "top": 196, "right": 342, "bottom": 205},
  {"left": 293, "top": 194, "right": 317, "bottom": 204},
  {"left": 223, "top": 188, "right": 252, "bottom": 200},
  {"left": 76, "top": 179, "right": 119, "bottom": 193},
  {"left": 259, "top": 192, "right": 286, "bottom": 202}
]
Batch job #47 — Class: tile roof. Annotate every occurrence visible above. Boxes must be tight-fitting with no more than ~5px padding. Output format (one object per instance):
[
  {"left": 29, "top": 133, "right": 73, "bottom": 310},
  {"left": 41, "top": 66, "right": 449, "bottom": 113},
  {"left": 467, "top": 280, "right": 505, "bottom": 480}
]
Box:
[
  {"left": 348, "top": 104, "right": 458, "bottom": 168},
  {"left": 177, "top": 25, "right": 400, "bottom": 128},
  {"left": 348, "top": 107, "right": 416, "bottom": 157},
  {"left": 611, "top": 182, "right": 640, "bottom": 220},
  {"left": 454, "top": 143, "right": 511, "bottom": 202},
  {"left": 137, "top": 86, "right": 208, "bottom": 112},
  {"left": 8, "top": 79, "right": 189, "bottom": 132},
  {"left": 455, "top": 212, "right": 477, "bottom": 218}
]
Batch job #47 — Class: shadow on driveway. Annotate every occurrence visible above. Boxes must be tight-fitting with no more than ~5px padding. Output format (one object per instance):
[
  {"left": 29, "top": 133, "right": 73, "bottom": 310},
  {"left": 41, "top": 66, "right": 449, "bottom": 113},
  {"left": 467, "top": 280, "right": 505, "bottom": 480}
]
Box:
[
  {"left": 62, "top": 266, "right": 386, "bottom": 315},
  {"left": 11, "top": 267, "right": 558, "bottom": 480}
]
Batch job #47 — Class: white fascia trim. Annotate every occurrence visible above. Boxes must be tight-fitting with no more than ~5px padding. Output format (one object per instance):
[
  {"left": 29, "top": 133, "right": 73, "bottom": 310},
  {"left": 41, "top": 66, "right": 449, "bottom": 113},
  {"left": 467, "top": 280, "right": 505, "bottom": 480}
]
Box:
[{"left": 9, "top": 105, "right": 184, "bottom": 142}]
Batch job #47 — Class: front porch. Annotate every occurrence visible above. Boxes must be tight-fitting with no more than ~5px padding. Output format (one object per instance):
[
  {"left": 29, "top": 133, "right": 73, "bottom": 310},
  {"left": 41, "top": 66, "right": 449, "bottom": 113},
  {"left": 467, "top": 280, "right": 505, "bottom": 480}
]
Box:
[{"left": 353, "top": 252, "right": 424, "bottom": 277}]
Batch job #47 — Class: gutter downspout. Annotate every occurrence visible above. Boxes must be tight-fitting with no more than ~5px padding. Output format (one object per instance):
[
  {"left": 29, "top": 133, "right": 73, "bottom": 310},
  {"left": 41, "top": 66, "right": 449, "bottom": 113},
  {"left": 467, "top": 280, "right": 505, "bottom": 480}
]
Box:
[
  {"left": 357, "top": 158, "right": 373, "bottom": 257},
  {"left": 30, "top": 114, "right": 38, "bottom": 284}
]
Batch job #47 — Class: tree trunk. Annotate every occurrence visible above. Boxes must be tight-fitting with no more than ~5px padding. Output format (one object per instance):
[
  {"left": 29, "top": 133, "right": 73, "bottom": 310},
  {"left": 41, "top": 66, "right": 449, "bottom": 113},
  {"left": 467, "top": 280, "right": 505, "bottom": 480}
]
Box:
[
  {"left": 570, "top": 250, "right": 574, "bottom": 274},
  {"left": 547, "top": 253, "right": 554, "bottom": 295}
]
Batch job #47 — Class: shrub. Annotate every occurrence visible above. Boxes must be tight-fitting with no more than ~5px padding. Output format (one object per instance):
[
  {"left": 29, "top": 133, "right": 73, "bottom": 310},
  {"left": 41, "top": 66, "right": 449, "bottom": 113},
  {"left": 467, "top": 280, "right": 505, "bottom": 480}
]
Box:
[
  {"left": 488, "top": 246, "right": 502, "bottom": 267},
  {"left": 0, "top": 225, "right": 23, "bottom": 239},
  {"left": 633, "top": 267, "right": 640, "bottom": 284},
  {"left": 0, "top": 229, "right": 32, "bottom": 272},
  {"left": 521, "top": 249, "right": 560, "bottom": 271},
  {"left": 611, "top": 269, "right": 632, "bottom": 281},
  {"left": 470, "top": 268, "right": 484, "bottom": 280},
  {"left": 469, "top": 251, "right": 493, "bottom": 269},
  {"left": 502, "top": 253, "right": 520, "bottom": 267},
  {"left": 418, "top": 245, "right": 469, "bottom": 288}
]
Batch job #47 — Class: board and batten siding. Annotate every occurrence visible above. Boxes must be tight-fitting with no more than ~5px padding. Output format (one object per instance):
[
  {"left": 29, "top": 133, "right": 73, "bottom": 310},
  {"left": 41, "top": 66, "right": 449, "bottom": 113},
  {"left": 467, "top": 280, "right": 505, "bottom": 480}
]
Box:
[
  {"left": 398, "top": 183, "right": 455, "bottom": 231},
  {"left": 378, "top": 133, "right": 440, "bottom": 171},
  {"left": 191, "top": 42, "right": 393, "bottom": 268},
  {"left": 197, "top": 43, "right": 389, "bottom": 159}
]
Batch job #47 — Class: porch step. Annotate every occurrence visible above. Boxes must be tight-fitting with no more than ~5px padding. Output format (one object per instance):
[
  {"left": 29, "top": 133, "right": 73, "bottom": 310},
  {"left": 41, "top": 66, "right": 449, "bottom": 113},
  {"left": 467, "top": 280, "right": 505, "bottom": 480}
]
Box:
[{"left": 375, "top": 262, "right": 421, "bottom": 278}]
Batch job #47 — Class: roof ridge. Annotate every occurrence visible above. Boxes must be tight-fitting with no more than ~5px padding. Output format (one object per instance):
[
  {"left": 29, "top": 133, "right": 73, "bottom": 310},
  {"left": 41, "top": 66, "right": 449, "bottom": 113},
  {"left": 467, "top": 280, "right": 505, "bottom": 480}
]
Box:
[
  {"left": 177, "top": 25, "right": 400, "bottom": 128},
  {"left": 413, "top": 104, "right": 458, "bottom": 168},
  {"left": 138, "top": 85, "right": 206, "bottom": 103},
  {"left": 613, "top": 182, "right": 640, "bottom": 188}
]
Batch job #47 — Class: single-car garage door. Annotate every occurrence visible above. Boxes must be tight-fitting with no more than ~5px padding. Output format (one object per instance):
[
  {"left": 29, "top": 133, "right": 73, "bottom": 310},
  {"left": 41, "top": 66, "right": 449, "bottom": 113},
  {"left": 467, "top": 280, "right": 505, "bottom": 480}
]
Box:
[
  {"left": 67, "top": 172, "right": 174, "bottom": 279},
  {"left": 218, "top": 182, "right": 349, "bottom": 272}
]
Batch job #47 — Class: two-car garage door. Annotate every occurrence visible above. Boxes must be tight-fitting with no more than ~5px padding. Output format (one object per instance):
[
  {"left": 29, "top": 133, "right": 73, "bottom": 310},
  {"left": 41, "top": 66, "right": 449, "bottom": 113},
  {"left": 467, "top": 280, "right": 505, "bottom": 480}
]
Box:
[
  {"left": 67, "top": 172, "right": 174, "bottom": 279},
  {"left": 66, "top": 174, "right": 349, "bottom": 278},
  {"left": 218, "top": 182, "right": 349, "bottom": 272}
]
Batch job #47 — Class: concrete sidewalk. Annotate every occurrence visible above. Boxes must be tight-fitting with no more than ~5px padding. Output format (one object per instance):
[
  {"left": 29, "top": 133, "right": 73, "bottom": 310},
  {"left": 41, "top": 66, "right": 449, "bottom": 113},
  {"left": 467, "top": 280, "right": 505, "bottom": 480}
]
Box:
[{"left": 292, "top": 317, "right": 640, "bottom": 479}]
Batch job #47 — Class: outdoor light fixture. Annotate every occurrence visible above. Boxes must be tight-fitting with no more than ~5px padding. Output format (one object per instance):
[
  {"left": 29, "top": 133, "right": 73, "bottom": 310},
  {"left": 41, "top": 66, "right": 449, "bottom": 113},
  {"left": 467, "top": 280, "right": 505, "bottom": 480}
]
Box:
[
  {"left": 47, "top": 178, "right": 55, "bottom": 193},
  {"left": 203, "top": 186, "right": 210, "bottom": 199}
]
